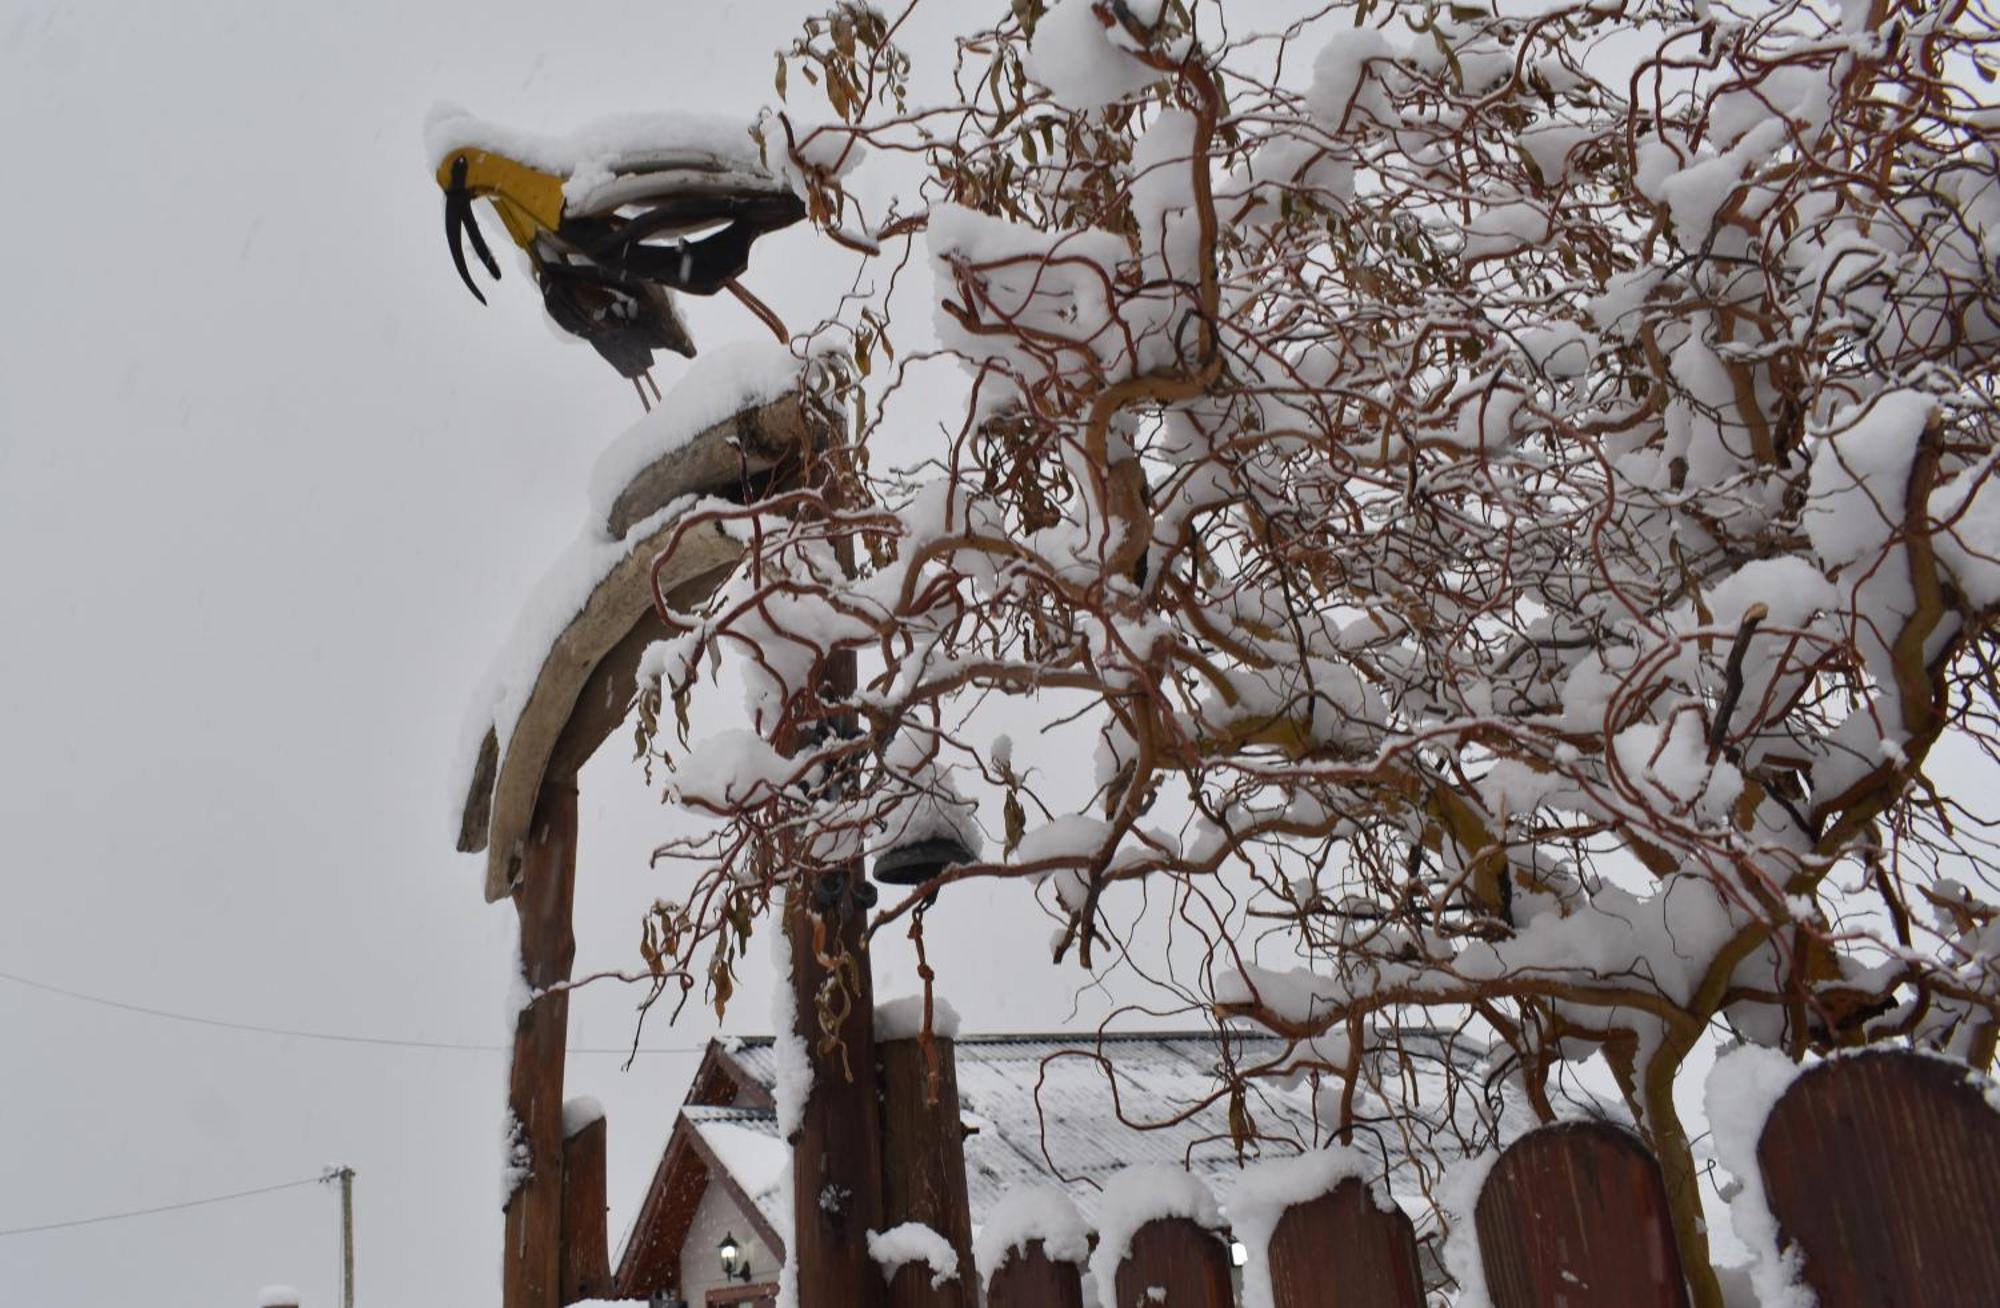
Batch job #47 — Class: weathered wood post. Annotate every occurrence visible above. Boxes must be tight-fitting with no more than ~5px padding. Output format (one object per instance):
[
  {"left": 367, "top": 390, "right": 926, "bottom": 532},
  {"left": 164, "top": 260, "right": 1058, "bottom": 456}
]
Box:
[
  {"left": 985, "top": 1242, "right": 1085, "bottom": 1308},
  {"left": 785, "top": 868, "right": 888, "bottom": 1308},
  {"left": 503, "top": 780, "right": 579, "bottom": 1308},
  {"left": 1757, "top": 1050, "right": 2000, "bottom": 1306},
  {"left": 458, "top": 391, "right": 823, "bottom": 1308},
  {"left": 980, "top": 1187, "right": 1090, "bottom": 1308},
  {"left": 1264, "top": 1177, "right": 1424, "bottom": 1308},
  {"left": 1114, "top": 1219, "right": 1234, "bottom": 1307},
  {"left": 1473, "top": 1121, "right": 1689, "bottom": 1308},
  {"left": 877, "top": 1020, "right": 978, "bottom": 1308},
  {"left": 559, "top": 1106, "right": 611, "bottom": 1302}
]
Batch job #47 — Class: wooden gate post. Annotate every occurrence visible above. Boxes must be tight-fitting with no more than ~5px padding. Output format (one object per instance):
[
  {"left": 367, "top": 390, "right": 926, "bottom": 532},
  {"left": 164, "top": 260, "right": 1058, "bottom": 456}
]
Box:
[
  {"left": 786, "top": 873, "right": 887, "bottom": 1308},
  {"left": 877, "top": 1032, "right": 977, "bottom": 1308},
  {"left": 503, "top": 780, "right": 579, "bottom": 1308}
]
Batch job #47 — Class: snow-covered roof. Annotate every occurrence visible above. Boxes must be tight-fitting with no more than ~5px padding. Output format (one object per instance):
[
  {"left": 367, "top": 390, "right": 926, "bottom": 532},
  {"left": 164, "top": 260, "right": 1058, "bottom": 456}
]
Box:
[
  {"left": 615, "top": 1027, "right": 1509, "bottom": 1298},
  {"left": 684, "top": 1105, "right": 791, "bottom": 1236},
  {"left": 710, "top": 1031, "right": 1359, "bottom": 1232}
]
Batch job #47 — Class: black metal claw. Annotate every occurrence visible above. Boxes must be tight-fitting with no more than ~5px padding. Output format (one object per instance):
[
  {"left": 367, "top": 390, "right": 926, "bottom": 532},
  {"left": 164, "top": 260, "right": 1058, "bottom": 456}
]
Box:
[{"left": 445, "top": 155, "right": 502, "bottom": 304}]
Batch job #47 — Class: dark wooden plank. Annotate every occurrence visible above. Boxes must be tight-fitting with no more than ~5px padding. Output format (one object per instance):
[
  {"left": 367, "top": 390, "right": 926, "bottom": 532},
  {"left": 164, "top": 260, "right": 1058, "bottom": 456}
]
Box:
[
  {"left": 558, "top": 1113, "right": 610, "bottom": 1303},
  {"left": 1266, "top": 1177, "right": 1424, "bottom": 1308},
  {"left": 785, "top": 857, "right": 886, "bottom": 1308},
  {"left": 1113, "top": 1217, "right": 1234, "bottom": 1308},
  {"left": 886, "top": 1262, "right": 956, "bottom": 1308},
  {"left": 1758, "top": 1050, "right": 2000, "bottom": 1307},
  {"left": 503, "top": 781, "right": 580, "bottom": 1308},
  {"left": 878, "top": 1036, "right": 977, "bottom": 1308},
  {"left": 985, "top": 1239, "right": 1085, "bottom": 1308},
  {"left": 1474, "top": 1121, "right": 1689, "bottom": 1308}
]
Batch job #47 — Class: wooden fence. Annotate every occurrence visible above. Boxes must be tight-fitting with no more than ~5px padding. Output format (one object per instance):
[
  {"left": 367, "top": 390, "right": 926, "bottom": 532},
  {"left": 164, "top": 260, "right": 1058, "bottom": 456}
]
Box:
[{"left": 978, "top": 1051, "right": 2000, "bottom": 1308}]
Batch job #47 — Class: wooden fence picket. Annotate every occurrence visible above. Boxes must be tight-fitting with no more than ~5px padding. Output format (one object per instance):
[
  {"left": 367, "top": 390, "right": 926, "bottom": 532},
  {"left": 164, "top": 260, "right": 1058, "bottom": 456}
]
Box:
[
  {"left": 1112, "top": 1217, "right": 1233, "bottom": 1308},
  {"left": 1757, "top": 1050, "right": 2000, "bottom": 1307},
  {"left": 1264, "top": 1176, "right": 1425, "bottom": 1308},
  {"left": 984, "top": 1239, "right": 1085, "bottom": 1308},
  {"left": 1473, "top": 1121, "right": 1688, "bottom": 1308}
]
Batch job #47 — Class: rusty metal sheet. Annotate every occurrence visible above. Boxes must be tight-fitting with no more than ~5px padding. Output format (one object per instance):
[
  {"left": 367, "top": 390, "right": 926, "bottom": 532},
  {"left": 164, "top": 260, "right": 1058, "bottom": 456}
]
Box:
[
  {"left": 1758, "top": 1049, "right": 2000, "bottom": 1307},
  {"left": 1474, "top": 1121, "right": 1689, "bottom": 1308}
]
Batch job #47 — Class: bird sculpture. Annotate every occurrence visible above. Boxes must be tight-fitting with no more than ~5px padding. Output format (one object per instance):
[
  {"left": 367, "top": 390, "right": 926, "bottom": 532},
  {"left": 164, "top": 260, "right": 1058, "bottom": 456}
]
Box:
[{"left": 433, "top": 120, "right": 805, "bottom": 408}]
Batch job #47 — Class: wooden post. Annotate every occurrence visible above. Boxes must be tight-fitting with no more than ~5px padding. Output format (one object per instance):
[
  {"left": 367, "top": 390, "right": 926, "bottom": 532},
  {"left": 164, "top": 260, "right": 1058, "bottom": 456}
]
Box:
[
  {"left": 1474, "top": 1121, "right": 1688, "bottom": 1308},
  {"left": 1113, "top": 1218, "right": 1234, "bottom": 1308},
  {"left": 1264, "top": 1177, "right": 1424, "bottom": 1308},
  {"left": 786, "top": 873, "right": 886, "bottom": 1308},
  {"left": 337, "top": 1166, "right": 354, "bottom": 1308},
  {"left": 877, "top": 1035, "right": 978, "bottom": 1308},
  {"left": 559, "top": 1112, "right": 611, "bottom": 1303},
  {"left": 503, "top": 781, "right": 579, "bottom": 1308},
  {"left": 985, "top": 1241, "right": 1085, "bottom": 1308},
  {"left": 1758, "top": 1050, "right": 2000, "bottom": 1306}
]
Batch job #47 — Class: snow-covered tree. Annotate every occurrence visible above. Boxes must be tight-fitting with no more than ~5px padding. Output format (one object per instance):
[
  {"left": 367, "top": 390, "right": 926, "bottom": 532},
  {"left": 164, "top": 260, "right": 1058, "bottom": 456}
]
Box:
[{"left": 634, "top": 1, "right": 2000, "bottom": 1297}]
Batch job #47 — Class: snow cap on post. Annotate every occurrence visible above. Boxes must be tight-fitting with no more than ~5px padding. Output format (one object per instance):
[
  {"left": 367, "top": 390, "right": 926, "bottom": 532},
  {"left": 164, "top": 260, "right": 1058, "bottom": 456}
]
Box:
[
  {"left": 875, "top": 994, "right": 962, "bottom": 1042},
  {"left": 1226, "top": 1147, "right": 1394, "bottom": 1308},
  {"left": 868, "top": 1221, "right": 960, "bottom": 1288},
  {"left": 561, "top": 1095, "right": 606, "bottom": 1139},
  {"left": 973, "top": 1184, "right": 1091, "bottom": 1284},
  {"left": 1087, "top": 1165, "right": 1223, "bottom": 1307}
]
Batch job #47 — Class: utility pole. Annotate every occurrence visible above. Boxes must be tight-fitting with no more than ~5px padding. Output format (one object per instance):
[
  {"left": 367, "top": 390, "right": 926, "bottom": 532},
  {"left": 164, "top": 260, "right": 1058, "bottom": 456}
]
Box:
[{"left": 322, "top": 1165, "right": 355, "bottom": 1308}]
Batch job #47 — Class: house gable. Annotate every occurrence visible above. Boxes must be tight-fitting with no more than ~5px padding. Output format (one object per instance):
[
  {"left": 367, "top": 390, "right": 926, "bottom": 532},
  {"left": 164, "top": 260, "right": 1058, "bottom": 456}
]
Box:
[{"left": 612, "top": 1044, "right": 784, "bottom": 1299}]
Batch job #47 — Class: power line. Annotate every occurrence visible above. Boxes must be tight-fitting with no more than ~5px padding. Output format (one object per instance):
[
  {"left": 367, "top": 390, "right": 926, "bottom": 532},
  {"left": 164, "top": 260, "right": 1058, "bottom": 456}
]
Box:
[
  {"left": 0, "top": 1174, "right": 325, "bottom": 1239},
  {"left": 0, "top": 967, "right": 711, "bottom": 1055}
]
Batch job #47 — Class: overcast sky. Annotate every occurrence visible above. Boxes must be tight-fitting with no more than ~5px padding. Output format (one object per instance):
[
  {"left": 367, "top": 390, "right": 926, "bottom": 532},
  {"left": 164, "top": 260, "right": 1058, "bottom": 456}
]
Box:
[{"left": 0, "top": 3, "right": 1169, "bottom": 1303}]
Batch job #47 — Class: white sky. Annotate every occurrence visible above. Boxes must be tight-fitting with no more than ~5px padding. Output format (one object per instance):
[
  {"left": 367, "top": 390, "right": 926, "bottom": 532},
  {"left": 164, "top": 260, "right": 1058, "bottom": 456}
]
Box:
[{"left": 0, "top": 2, "right": 1159, "bottom": 1303}]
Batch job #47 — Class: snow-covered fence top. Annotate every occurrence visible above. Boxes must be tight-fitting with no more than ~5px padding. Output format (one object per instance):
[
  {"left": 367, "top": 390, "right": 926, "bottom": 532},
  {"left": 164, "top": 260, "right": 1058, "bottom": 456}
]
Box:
[
  {"left": 975, "top": 1050, "right": 1997, "bottom": 1308},
  {"left": 453, "top": 344, "right": 830, "bottom": 899}
]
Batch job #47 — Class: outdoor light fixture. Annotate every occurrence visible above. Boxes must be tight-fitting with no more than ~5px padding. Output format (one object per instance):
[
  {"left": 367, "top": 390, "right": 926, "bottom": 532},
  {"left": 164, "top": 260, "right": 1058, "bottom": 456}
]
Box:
[
  {"left": 872, "top": 834, "right": 976, "bottom": 887},
  {"left": 718, "top": 1232, "right": 751, "bottom": 1283},
  {"left": 1230, "top": 1240, "right": 1250, "bottom": 1268}
]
